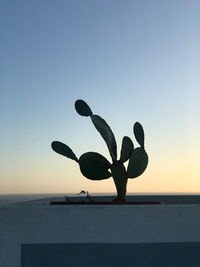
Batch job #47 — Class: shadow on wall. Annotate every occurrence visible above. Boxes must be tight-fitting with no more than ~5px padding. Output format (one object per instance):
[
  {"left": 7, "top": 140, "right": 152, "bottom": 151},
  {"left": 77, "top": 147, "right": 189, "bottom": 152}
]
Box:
[{"left": 21, "top": 242, "right": 200, "bottom": 267}]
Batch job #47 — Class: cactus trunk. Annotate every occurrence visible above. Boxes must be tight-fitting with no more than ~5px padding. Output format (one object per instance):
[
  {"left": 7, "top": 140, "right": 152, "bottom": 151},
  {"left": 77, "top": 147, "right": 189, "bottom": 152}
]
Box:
[{"left": 110, "top": 161, "right": 127, "bottom": 202}]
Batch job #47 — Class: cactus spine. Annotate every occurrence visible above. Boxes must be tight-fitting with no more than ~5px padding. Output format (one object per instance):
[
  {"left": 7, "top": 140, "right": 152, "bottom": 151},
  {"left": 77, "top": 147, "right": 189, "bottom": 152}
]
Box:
[{"left": 51, "top": 99, "right": 148, "bottom": 202}]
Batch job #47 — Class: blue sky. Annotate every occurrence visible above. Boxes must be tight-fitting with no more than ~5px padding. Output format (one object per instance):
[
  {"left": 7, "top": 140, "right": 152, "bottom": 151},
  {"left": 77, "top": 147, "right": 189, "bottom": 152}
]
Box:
[{"left": 1, "top": 0, "right": 200, "bottom": 194}]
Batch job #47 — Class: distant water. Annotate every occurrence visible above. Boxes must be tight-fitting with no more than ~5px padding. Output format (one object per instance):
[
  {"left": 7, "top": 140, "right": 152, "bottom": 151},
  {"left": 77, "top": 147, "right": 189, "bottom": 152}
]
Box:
[
  {"left": 0, "top": 193, "right": 112, "bottom": 206},
  {"left": 0, "top": 194, "right": 66, "bottom": 206},
  {"left": 0, "top": 192, "right": 199, "bottom": 206}
]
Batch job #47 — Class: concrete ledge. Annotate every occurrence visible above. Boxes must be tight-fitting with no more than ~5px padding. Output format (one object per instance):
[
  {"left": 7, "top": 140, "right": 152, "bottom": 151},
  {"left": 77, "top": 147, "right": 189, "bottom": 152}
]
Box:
[{"left": 1, "top": 196, "right": 200, "bottom": 267}]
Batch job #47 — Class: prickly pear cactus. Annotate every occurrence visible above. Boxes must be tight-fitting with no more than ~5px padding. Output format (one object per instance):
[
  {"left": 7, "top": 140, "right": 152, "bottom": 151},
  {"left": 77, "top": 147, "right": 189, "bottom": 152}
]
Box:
[{"left": 51, "top": 99, "right": 148, "bottom": 202}]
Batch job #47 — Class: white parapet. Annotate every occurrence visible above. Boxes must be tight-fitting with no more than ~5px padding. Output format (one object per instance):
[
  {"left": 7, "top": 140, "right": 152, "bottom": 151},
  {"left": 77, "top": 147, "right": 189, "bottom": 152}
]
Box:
[{"left": 1, "top": 196, "right": 200, "bottom": 267}]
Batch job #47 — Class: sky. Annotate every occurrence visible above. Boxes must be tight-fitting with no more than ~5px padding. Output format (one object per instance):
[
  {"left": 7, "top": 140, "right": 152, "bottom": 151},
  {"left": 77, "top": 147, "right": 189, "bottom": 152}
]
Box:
[{"left": 1, "top": 0, "right": 200, "bottom": 194}]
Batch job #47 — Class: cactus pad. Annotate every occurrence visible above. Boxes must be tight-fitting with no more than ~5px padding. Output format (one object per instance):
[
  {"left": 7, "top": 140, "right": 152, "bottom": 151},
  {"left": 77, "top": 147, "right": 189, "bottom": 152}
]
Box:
[
  {"left": 127, "top": 147, "right": 148, "bottom": 178},
  {"left": 120, "top": 136, "right": 134, "bottom": 163},
  {"left": 79, "top": 152, "right": 112, "bottom": 180},
  {"left": 75, "top": 99, "right": 93, "bottom": 117},
  {"left": 134, "top": 122, "right": 145, "bottom": 148},
  {"left": 91, "top": 115, "right": 117, "bottom": 161},
  {"left": 51, "top": 141, "right": 79, "bottom": 162}
]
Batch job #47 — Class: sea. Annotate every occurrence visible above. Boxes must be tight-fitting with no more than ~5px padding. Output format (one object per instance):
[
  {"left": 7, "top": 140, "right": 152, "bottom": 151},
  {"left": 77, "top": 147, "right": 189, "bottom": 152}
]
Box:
[{"left": 0, "top": 193, "right": 62, "bottom": 206}]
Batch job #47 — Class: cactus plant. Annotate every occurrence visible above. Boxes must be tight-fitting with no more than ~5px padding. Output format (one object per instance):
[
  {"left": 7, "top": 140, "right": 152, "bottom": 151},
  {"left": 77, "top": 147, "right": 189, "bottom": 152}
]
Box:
[{"left": 51, "top": 99, "right": 148, "bottom": 202}]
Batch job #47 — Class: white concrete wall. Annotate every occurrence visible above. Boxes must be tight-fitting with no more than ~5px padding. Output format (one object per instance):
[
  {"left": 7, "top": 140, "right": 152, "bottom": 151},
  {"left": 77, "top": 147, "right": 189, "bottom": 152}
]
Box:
[{"left": 1, "top": 199, "right": 200, "bottom": 267}]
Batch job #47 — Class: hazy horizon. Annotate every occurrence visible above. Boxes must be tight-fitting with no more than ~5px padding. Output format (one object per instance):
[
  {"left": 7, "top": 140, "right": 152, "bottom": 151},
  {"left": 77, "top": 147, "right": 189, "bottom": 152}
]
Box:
[{"left": 2, "top": 191, "right": 200, "bottom": 196}]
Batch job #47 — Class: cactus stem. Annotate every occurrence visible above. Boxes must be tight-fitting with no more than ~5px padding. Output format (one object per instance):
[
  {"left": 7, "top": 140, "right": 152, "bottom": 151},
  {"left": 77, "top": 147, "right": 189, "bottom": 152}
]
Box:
[{"left": 110, "top": 161, "right": 127, "bottom": 202}]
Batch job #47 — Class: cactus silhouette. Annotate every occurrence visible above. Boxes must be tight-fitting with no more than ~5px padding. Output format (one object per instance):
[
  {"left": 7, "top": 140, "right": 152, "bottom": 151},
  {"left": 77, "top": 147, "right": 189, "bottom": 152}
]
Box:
[{"left": 51, "top": 99, "right": 148, "bottom": 202}]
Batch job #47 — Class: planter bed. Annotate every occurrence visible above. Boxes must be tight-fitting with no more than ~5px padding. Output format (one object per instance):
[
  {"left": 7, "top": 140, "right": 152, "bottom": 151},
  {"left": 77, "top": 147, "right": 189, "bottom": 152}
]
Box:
[{"left": 50, "top": 200, "right": 163, "bottom": 205}]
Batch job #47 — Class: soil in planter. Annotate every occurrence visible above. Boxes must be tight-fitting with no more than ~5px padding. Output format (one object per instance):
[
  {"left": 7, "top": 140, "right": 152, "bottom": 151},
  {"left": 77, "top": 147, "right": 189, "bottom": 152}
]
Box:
[{"left": 49, "top": 201, "right": 164, "bottom": 205}]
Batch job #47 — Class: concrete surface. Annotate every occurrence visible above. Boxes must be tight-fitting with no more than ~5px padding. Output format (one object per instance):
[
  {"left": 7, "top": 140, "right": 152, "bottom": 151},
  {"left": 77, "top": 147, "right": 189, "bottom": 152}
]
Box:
[{"left": 1, "top": 195, "right": 200, "bottom": 267}]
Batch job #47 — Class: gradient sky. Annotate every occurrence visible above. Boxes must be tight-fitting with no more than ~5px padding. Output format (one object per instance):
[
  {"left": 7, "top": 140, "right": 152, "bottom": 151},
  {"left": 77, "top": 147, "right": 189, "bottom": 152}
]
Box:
[{"left": 1, "top": 0, "right": 200, "bottom": 194}]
